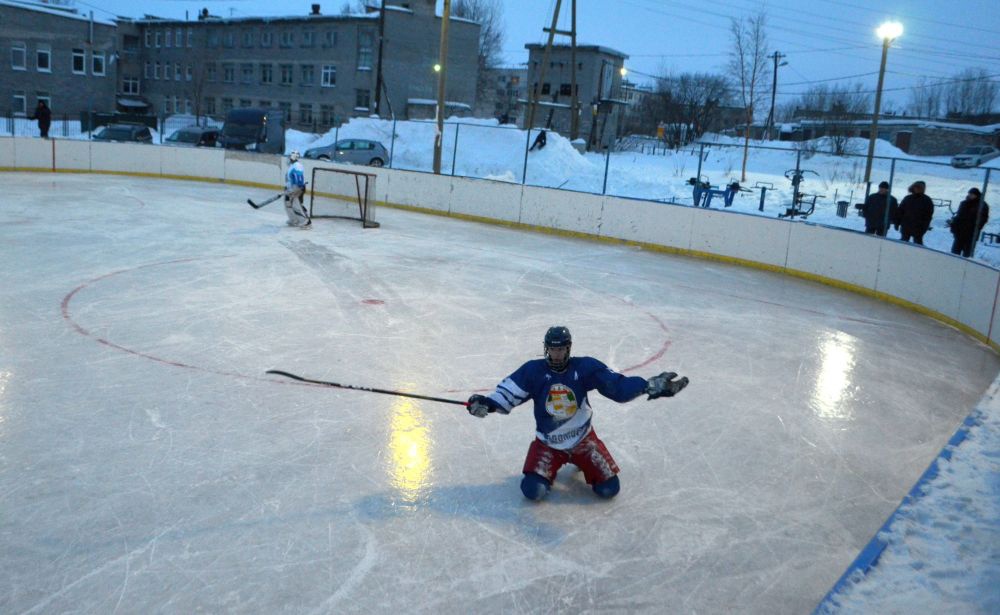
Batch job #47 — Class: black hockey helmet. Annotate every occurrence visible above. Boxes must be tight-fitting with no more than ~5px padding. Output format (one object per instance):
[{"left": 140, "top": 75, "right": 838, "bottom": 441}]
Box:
[{"left": 543, "top": 326, "right": 572, "bottom": 371}]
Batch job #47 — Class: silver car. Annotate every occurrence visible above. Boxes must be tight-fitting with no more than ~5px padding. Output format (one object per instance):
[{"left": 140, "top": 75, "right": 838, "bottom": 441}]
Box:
[
  {"left": 950, "top": 145, "right": 1000, "bottom": 168},
  {"left": 304, "top": 139, "right": 388, "bottom": 167}
]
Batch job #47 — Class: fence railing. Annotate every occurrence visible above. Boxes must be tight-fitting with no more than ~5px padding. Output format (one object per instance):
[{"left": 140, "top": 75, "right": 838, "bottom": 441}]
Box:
[{"left": 4, "top": 112, "right": 997, "bottom": 262}]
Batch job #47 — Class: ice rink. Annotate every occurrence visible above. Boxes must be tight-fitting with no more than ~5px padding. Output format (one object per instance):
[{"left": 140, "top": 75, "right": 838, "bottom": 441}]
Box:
[{"left": 3, "top": 172, "right": 999, "bottom": 614}]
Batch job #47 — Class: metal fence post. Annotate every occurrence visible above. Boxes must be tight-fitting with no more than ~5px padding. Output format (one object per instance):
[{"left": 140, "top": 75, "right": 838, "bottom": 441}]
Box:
[
  {"left": 975, "top": 167, "right": 992, "bottom": 258},
  {"left": 882, "top": 157, "right": 897, "bottom": 235},
  {"left": 602, "top": 145, "right": 611, "bottom": 195},
  {"left": 521, "top": 129, "right": 530, "bottom": 185},
  {"left": 388, "top": 118, "right": 396, "bottom": 168},
  {"left": 793, "top": 148, "right": 802, "bottom": 208},
  {"left": 696, "top": 142, "right": 704, "bottom": 182},
  {"left": 451, "top": 123, "right": 460, "bottom": 176}
]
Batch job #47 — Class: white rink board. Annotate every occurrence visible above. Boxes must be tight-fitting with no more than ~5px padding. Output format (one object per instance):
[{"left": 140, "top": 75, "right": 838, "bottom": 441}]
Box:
[
  {"left": 54, "top": 140, "right": 91, "bottom": 171},
  {"left": 958, "top": 264, "right": 1000, "bottom": 336},
  {"left": 161, "top": 146, "right": 225, "bottom": 180},
  {"left": 0, "top": 137, "right": 16, "bottom": 167},
  {"left": 600, "top": 197, "right": 694, "bottom": 250},
  {"left": 90, "top": 142, "right": 160, "bottom": 175},
  {"left": 520, "top": 186, "right": 605, "bottom": 235},
  {"left": 690, "top": 209, "right": 792, "bottom": 267},
  {"left": 13, "top": 137, "right": 51, "bottom": 170},
  {"left": 449, "top": 176, "right": 522, "bottom": 222},
  {"left": 382, "top": 169, "right": 449, "bottom": 212},
  {"left": 876, "top": 241, "right": 967, "bottom": 321},
  {"left": 223, "top": 155, "right": 281, "bottom": 187},
  {"left": 787, "top": 224, "right": 883, "bottom": 289}
]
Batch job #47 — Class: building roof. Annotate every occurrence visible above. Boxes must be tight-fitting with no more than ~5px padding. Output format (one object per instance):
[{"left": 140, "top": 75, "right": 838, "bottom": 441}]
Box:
[
  {"left": 524, "top": 43, "right": 628, "bottom": 59},
  {"left": 0, "top": 0, "right": 117, "bottom": 26}
]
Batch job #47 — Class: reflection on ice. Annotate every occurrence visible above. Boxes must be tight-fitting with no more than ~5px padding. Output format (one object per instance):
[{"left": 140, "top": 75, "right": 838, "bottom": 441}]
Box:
[
  {"left": 812, "top": 330, "right": 857, "bottom": 422},
  {"left": 388, "top": 397, "right": 432, "bottom": 505}
]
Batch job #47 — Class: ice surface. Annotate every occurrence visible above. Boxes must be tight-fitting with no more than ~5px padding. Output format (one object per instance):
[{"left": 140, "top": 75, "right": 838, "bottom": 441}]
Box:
[{"left": 1, "top": 173, "right": 998, "bottom": 613}]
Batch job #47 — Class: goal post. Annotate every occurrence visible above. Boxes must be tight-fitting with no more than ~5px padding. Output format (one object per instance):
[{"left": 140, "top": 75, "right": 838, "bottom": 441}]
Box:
[{"left": 309, "top": 166, "right": 380, "bottom": 228}]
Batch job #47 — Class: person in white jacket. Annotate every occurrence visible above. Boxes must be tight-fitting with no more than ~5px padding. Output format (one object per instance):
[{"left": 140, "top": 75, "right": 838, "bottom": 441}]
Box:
[{"left": 284, "top": 150, "right": 310, "bottom": 229}]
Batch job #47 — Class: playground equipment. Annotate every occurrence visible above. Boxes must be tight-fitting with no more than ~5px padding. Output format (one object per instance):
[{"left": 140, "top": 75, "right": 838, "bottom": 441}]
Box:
[
  {"left": 778, "top": 168, "right": 824, "bottom": 219},
  {"left": 687, "top": 176, "right": 749, "bottom": 208}
]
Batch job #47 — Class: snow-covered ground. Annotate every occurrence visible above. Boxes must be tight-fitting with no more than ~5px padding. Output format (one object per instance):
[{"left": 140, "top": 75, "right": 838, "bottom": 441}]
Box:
[{"left": 818, "top": 392, "right": 1000, "bottom": 614}]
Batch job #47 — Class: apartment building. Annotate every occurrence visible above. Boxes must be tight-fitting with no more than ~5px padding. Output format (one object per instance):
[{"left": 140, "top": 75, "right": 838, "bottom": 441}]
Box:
[
  {"left": 128, "top": 1, "right": 478, "bottom": 129},
  {"left": 1, "top": 0, "right": 118, "bottom": 117}
]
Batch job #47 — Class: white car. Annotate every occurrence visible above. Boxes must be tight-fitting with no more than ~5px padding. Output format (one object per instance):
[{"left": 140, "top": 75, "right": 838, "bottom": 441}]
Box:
[{"left": 950, "top": 145, "right": 1000, "bottom": 168}]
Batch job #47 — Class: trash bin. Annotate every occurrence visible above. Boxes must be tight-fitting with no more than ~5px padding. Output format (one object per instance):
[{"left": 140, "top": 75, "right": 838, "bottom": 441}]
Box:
[{"left": 836, "top": 200, "right": 850, "bottom": 218}]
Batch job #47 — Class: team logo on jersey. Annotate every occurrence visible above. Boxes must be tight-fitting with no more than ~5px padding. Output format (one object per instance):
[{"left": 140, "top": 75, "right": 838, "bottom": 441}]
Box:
[{"left": 545, "top": 384, "right": 578, "bottom": 419}]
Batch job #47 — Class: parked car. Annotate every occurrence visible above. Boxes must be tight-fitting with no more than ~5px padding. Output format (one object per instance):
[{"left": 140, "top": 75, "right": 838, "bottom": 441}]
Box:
[
  {"left": 304, "top": 139, "right": 388, "bottom": 167},
  {"left": 91, "top": 123, "right": 153, "bottom": 144},
  {"left": 950, "top": 145, "right": 1000, "bottom": 168},
  {"left": 218, "top": 108, "right": 286, "bottom": 153},
  {"left": 165, "top": 125, "right": 219, "bottom": 147}
]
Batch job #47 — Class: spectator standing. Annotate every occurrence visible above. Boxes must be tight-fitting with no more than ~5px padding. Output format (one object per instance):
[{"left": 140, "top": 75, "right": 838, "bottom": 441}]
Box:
[
  {"left": 894, "top": 181, "right": 934, "bottom": 244},
  {"left": 950, "top": 187, "right": 990, "bottom": 258},
  {"left": 862, "top": 181, "right": 898, "bottom": 236},
  {"left": 31, "top": 101, "right": 52, "bottom": 139}
]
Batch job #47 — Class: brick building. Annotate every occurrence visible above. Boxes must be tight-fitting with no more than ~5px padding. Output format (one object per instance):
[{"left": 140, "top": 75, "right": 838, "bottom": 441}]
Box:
[
  {"left": 3, "top": 0, "right": 479, "bottom": 130},
  {"left": 522, "top": 43, "right": 628, "bottom": 149},
  {"left": 0, "top": 0, "right": 118, "bottom": 118}
]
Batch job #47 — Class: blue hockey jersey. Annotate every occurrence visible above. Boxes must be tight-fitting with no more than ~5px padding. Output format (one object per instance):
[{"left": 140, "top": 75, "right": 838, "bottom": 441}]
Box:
[{"left": 486, "top": 357, "right": 648, "bottom": 450}]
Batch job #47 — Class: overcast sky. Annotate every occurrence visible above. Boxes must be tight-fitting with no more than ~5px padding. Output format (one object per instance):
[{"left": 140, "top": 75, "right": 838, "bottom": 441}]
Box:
[{"left": 69, "top": 0, "right": 1000, "bottom": 112}]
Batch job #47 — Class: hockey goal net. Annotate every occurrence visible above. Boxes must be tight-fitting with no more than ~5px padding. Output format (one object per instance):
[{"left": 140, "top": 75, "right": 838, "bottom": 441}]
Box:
[{"left": 309, "top": 166, "right": 379, "bottom": 228}]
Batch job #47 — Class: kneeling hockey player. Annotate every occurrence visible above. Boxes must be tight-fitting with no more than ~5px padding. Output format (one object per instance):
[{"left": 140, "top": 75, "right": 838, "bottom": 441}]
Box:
[{"left": 467, "top": 326, "right": 688, "bottom": 501}]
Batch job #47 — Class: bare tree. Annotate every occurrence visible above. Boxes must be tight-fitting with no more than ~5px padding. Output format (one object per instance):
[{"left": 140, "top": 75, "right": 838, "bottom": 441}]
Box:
[
  {"left": 944, "top": 67, "right": 999, "bottom": 118},
  {"left": 792, "top": 83, "right": 870, "bottom": 155},
  {"left": 908, "top": 77, "right": 945, "bottom": 118},
  {"left": 452, "top": 0, "right": 505, "bottom": 109},
  {"left": 728, "top": 12, "right": 770, "bottom": 181}
]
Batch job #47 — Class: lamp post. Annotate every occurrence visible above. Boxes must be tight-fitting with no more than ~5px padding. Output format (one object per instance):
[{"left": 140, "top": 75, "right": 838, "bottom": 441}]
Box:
[
  {"left": 863, "top": 21, "right": 902, "bottom": 185},
  {"left": 433, "top": 0, "right": 450, "bottom": 175},
  {"left": 765, "top": 52, "right": 787, "bottom": 141}
]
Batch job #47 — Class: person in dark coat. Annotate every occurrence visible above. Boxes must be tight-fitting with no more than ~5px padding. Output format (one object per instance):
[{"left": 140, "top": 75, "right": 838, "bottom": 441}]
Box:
[
  {"left": 862, "top": 181, "right": 898, "bottom": 236},
  {"left": 894, "top": 180, "right": 934, "bottom": 244},
  {"left": 529, "top": 129, "right": 547, "bottom": 151},
  {"left": 31, "top": 100, "right": 52, "bottom": 139},
  {"left": 950, "top": 187, "right": 990, "bottom": 258}
]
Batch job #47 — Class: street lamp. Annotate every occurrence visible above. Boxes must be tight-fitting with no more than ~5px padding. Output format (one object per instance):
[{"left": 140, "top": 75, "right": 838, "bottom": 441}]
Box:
[{"left": 863, "top": 21, "right": 903, "bottom": 185}]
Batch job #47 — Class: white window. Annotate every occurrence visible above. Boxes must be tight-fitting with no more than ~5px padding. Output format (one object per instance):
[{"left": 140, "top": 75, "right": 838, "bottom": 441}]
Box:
[
  {"left": 176, "top": 29, "right": 183, "bottom": 46},
  {"left": 155, "top": 31, "right": 161, "bottom": 48},
  {"left": 321, "top": 65, "right": 336, "bottom": 87},
  {"left": 36, "top": 93, "right": 51, "bottom": 109},
  {"left": 163, "top": 97, "right": 171, "bottom": 114},
  {"left": 123, "top": 76, "right": 140, "bottom": 95},
  {"left": 165, "top": 30, "right": 172, "bottom": 47},
  {"left": 13, "top": 91, "right": 27, "bottom": 115},
  {"left": 357, "top": 31, "right": 373, "bottom": 70},
  {"left": 72, "top": 49, "right": 86, "bottom": 74},
  {"left": 12, "top": 43, "right": 27, "bottom": 70},
  {"left": 174, "top": 63, "right": 181, "bottom": 81},
  {"left": 144, "top": 61, "right": 151, "bottom": 78},
  {"left": 173, "top": 96, "right": 180, "bottom": 114},
  {"left": 92, "top": 53, "right": 105, "bottom": 76},
  {"left": 186, "top": 65, "right": 192, "bottom": 81},
  {"left": 36, "top": 46, "right": 51, "bottom": 73},
  {"left": 154, "top": 62, "right": 161, "bottom": 80},
  {"left": 144, "top": 31, "right": 151, "bottom": 48},
  {"left": 186, "top": 29, "right": 193, "bottom": 48},
  {"left": 261, "top": 31, "right": 272, "bottom": 47}
]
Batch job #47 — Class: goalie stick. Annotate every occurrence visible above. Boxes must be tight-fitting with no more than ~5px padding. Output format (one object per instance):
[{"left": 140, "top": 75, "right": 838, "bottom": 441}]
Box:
[
  {"left": 266, "top": 370, "right": 469, "bottom": 406},
  {"left": 247, "top": 192, "right": 284, "bottom": 209}
]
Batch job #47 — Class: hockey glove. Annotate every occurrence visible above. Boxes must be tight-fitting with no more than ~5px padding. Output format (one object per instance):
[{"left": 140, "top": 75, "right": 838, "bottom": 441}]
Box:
[
  {"left": 646, "top": 372, "right": 689, "bottom": 400},
  {"left": 467, "top": 394, "right": 498, "bottom": 418}
]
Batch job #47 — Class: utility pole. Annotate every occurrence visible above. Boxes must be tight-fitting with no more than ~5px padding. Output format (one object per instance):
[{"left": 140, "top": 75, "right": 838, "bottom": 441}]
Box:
[
  {"left": 765, "top": 51, "right": 785, "bottom": 141},
  {"left": 526, "top": 0, "right": 563, "bottom": 132},
  {"left": 374, "top": 0, "right": 386, "bottom": 117},
  {"left": 569, "top": 0, "right": 578, "bottom": 139},
  {"left": 433, "top": 0, "right": 450, "bottom": 175}
]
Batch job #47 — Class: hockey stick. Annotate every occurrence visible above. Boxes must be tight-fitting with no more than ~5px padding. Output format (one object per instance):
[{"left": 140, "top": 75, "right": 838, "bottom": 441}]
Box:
[
  {"left": 266, "top": 370, "right": 469, "bottom": 406},
  {"left": 247, "top": 192, "right": 284, "bottom": 209}
]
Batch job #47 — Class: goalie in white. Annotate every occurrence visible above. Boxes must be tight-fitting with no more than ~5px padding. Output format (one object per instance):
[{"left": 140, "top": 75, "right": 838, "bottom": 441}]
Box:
[{"left": 284, "top": 150, "right": 310, "bottom": 229}]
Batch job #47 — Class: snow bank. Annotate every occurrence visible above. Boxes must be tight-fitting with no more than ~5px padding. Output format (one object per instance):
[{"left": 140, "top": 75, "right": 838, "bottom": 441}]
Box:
[{"left": 818, "top": 392, "right": 1000, "bottom": 614}]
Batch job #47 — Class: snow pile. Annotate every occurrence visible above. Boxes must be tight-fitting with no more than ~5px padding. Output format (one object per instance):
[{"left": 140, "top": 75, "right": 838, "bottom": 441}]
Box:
[
  {"left": 287, "top": 116, "right": 597, "bottom": 183},
  {"left": 821, "top": 397, "right": 1000, "bottom": 614}
]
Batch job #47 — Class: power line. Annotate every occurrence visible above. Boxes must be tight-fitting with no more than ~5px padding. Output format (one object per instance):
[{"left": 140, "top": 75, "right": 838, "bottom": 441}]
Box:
[{"left": 778, "top": 72, "right": 1000, "bottom": 97}]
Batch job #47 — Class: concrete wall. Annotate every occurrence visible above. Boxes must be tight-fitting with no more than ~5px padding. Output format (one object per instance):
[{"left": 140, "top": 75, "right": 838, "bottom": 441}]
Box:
[{"left": 6, "top": 136, "right": 1000, "bottom": 349}]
